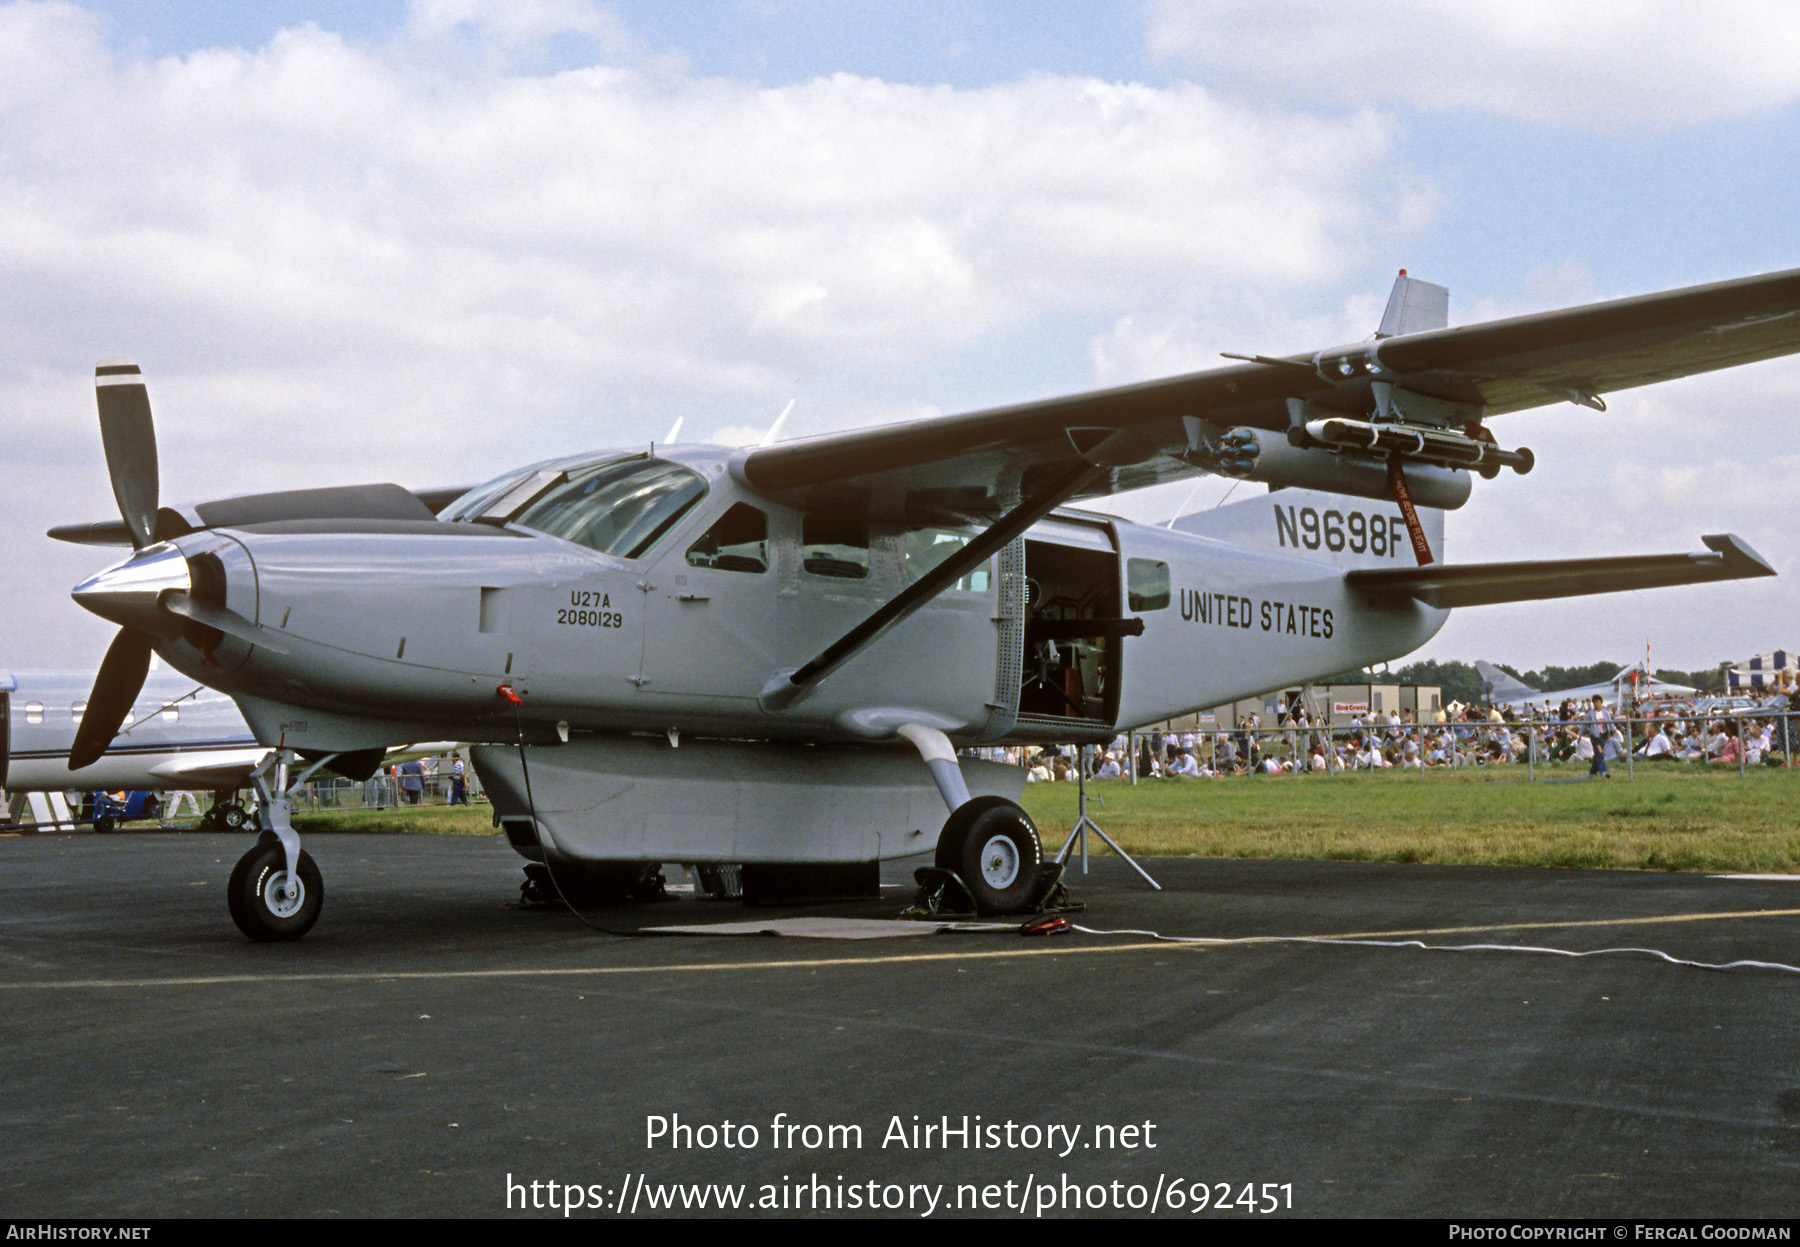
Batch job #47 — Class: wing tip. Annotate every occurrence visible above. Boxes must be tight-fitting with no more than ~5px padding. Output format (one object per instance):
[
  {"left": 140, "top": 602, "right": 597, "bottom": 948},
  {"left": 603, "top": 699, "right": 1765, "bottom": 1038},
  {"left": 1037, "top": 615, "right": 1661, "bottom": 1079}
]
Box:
[{"left": 1701, "top": 533, "right": 1777, "bottom": 577}]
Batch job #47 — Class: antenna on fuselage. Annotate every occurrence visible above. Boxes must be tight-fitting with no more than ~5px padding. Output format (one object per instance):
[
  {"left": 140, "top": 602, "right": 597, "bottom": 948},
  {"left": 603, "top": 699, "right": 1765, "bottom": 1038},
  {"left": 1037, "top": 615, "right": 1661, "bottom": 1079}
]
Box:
[
  {"left": 759, "top": 399, "right": 796, "bottom": 447},
  {"left": 1165, "top": 477, "right": 1207, "bottom": 528}
]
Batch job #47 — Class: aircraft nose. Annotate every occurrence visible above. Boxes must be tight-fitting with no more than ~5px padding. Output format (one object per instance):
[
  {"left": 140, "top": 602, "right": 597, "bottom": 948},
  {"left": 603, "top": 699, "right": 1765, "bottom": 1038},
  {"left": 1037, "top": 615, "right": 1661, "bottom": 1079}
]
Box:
[{"left": 72, "top": 542, "right": 191, "bottom": 633}]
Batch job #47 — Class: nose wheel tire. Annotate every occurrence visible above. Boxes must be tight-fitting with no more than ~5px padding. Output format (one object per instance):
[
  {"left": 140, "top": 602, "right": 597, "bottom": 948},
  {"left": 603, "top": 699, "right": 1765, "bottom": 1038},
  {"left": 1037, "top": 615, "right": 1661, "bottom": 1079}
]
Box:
[
  {"left": 227, "top": 842, "right": 323, "bottom": 942},
  {"left": 934, "top": 796, "right": 1042, "bottom": 916}
]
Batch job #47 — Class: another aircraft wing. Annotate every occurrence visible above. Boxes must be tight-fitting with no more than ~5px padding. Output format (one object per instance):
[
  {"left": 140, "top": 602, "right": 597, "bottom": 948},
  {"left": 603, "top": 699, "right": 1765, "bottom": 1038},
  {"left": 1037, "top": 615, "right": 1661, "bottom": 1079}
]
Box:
[
  {"left": 736, "top": 267, "right": 1800, "bottom": 521},
  {"left": 1343, "top": 534, "right": 1775, "bottom": 609},
  {"left": 145, "top": 750, "right": 264, "bottom": 789}
]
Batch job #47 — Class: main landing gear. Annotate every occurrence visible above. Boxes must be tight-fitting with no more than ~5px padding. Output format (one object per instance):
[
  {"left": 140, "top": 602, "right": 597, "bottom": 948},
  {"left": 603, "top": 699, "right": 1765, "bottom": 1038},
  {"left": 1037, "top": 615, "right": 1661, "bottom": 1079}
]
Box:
[
  {"left": 935, "top": 795, "right": 1044, "bottom": 915},
  {"left": 896, "top": 723, "right": 1061, "bottom": 918},
  {"left": 227, "top": 749, "right": 325, "bottom": 942}
]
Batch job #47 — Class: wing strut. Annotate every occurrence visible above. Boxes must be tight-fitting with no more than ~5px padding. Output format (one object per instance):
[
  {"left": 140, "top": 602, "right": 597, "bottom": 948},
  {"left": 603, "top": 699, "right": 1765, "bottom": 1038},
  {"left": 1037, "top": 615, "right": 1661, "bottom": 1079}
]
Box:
[{"left": 759, "top": 460, "right": 1106, "bottom": 712}]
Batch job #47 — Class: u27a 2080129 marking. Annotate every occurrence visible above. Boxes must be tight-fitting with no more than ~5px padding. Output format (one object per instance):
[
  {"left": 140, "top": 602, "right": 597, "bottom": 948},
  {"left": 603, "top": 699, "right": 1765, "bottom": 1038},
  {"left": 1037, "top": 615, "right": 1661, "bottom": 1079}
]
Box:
[{"left": 558, "top": 590, "right": 623, "bottom": 629}]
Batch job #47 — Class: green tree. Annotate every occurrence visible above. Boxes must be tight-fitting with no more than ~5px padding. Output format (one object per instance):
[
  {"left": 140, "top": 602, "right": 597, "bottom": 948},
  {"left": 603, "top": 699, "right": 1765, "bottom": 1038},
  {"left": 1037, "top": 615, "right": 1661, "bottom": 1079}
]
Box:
[{"left": 1392, "top": 659, "right": 1486, "bottom": 705}]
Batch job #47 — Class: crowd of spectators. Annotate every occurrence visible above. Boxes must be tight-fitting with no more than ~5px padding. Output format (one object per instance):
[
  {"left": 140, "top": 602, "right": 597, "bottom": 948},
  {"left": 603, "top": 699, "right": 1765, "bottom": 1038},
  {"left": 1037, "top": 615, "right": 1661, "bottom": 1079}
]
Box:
[{"left": 979, "top": 686, "right": 1799, "bottom": 781}]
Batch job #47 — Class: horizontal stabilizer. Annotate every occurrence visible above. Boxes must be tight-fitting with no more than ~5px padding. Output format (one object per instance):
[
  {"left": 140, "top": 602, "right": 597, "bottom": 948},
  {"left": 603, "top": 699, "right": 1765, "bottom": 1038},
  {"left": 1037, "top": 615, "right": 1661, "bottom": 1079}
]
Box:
[{"left": 1345, "top": 534, "right": 1774, "bottom": 608}]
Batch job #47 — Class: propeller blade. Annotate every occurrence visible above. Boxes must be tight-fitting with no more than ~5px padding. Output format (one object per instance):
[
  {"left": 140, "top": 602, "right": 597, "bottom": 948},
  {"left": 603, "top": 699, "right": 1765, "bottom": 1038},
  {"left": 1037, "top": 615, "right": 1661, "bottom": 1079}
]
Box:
[
  {"left": 69, "top": 629, "right": 155, "bottom": 770},
  {"left": 160, "top": 593, "right": 291, "bottom": 654},
  {"left": 94, "top": 360, "right": 159, "bottom": 550}
]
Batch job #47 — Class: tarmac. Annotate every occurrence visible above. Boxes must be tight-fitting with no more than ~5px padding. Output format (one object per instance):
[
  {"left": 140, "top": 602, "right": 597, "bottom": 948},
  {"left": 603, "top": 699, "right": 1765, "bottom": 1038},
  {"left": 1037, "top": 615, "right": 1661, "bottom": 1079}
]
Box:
[{"left": 3, "top": 827, "right": 1800, "bottom": 1219}]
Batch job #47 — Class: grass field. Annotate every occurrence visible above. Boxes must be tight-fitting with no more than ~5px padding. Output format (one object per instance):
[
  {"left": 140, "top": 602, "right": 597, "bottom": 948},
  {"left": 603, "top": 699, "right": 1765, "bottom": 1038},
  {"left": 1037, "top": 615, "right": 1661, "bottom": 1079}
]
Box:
[
  {"left": 1017, "top": 764, "right": 1800, "bottom": 873},
  {"left": 286, "top": 762, "right": 1800, "bottom": 874}
]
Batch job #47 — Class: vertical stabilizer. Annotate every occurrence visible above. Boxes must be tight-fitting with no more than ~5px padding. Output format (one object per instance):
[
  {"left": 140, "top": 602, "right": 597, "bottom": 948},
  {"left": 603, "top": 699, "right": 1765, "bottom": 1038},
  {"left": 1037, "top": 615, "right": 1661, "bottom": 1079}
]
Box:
[
  {"left": 1377, "top": 272, "right": 1449, "bottom": 338},
  {"left": 1169, "top": 484, "right": 1445, "bottom": 570},
  {"left": 1473, "top": 661, "right": 1538, "bottom": 703}
]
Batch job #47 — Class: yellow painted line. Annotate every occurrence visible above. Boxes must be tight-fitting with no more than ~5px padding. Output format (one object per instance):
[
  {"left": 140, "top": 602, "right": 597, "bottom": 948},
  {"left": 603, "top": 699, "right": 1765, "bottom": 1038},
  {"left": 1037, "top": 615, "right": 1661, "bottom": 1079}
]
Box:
[
  {"left": 0, "top": 940, "right": 1179, "bottom": 990},
  {"left": 1307, "top": 907, "right": 1800, "bottom": 942},
  {"left": 2, "top": 906, "right": 1798, "bottom": 991}
]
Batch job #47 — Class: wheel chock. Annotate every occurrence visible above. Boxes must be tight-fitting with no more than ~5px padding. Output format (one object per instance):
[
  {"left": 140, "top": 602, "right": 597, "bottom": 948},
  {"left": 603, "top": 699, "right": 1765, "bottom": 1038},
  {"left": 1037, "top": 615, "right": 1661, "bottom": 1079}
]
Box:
[{"left": 902, "top": 866, "right": 979, "bottom": 917}]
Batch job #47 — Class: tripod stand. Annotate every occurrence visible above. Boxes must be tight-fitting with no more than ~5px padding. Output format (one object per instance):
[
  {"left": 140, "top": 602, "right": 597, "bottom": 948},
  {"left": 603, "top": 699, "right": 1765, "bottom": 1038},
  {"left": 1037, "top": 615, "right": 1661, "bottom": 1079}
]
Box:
[{"left": 1054, "top": 744, "right": 1161, "bottom": 889}]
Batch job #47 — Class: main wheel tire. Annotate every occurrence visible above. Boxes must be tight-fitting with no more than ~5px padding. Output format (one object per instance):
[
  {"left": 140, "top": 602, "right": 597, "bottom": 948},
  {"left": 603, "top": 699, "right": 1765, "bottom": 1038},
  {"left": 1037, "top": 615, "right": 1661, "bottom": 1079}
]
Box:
[
  {"left": 934, "top": 796, "right": 1043, "bottom": 916},
  {"left": 226, "top": 842, "right": 323, "bottom": 942},
  {"left": 218, "top": 803, "right": 250, "bottom": 832}
]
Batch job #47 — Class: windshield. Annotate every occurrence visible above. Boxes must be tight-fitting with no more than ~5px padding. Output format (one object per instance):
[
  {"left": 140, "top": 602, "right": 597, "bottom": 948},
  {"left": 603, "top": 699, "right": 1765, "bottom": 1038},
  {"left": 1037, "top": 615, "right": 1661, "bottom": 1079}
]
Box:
[
  {"left": 512, "top": 458, "right": 707, "bottom": 558},
  {"left": 437, "top": 457, "right": 574, "bottom": 522}
]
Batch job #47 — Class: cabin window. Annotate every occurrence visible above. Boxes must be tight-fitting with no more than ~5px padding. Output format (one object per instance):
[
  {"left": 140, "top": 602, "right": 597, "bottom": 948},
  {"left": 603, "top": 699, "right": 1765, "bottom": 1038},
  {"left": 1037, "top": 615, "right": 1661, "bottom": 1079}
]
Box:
[
  {"left": 25, "top": 700, "right": 43, "bottom": 725},
  {"left": 1127, "top": 559, "right": 1170, "bottom": 611},
  {"left": 513, "top": 458, "right": 706, "bottom": 559},
  {"left": 802, "top": 514, "right": 869, "bottom": 580},
  {"left": 71, "top": 700, "right": 87, "bottom": 721},
  {"left": 687, "top": 504, "right": 769, "bottom": 573},
  {"left": 903, "top": 527, "right": 989, "bottom": 592}
]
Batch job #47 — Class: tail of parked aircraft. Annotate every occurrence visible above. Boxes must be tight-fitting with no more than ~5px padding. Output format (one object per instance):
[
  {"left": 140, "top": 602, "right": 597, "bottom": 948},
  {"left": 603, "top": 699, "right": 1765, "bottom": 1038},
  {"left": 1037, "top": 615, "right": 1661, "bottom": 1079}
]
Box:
[{"left": 1473, "top": 660, "right": 1537, "bottom": 703}]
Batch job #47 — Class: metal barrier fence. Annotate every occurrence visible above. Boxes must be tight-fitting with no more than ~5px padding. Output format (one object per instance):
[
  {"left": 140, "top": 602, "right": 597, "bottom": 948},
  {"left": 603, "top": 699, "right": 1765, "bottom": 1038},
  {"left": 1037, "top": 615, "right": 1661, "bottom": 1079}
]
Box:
[
  {"left": 1063, "top": 707, "right": 1799, "bottom": 784},
  {"left": 288, "top": 768, "right": 483, "bottom": 810}
]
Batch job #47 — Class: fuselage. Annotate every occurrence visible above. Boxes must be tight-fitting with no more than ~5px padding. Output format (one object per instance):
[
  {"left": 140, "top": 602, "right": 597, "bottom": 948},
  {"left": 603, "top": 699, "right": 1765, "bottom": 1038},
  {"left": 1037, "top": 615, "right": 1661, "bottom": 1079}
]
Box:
[
  {"left": 77, "top": 446, "right": 1450, "bottom": 755},
  {"left": 2, "top": 668, "right": 260, "bottom": 791}
]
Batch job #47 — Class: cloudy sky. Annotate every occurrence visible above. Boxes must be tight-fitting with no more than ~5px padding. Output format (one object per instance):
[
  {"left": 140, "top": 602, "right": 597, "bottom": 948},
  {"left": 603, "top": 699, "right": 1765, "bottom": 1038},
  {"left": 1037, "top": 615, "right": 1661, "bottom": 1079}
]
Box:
[{"left": 4, "top": 0, "right": 1797, "bottom": 674}]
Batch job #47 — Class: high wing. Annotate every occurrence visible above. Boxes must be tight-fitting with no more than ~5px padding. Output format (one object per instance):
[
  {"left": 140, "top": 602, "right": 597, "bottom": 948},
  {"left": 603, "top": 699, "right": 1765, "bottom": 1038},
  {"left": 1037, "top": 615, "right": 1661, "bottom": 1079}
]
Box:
[{"left": 735, "top": 267, "right": 1800, "bottom": 521}]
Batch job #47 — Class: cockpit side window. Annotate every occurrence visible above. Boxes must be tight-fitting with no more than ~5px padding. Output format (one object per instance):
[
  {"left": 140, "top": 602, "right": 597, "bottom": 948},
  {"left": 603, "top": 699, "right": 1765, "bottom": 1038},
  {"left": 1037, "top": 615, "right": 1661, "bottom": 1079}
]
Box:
[
  {"left": 687, "top": 504, "right": 768, "bottom": 573},
  {"left": 513, "top": 459, "right": 707, "bottom": 558},
  {"left": 802, "top": 513, "right": 869, "bottom": 580}
]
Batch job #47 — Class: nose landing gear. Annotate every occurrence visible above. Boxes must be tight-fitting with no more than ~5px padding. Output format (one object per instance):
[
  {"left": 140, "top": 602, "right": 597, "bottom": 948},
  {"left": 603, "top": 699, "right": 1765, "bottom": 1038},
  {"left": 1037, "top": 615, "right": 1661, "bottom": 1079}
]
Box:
[
  {"left": 226, "top": 748, "right": 329, "bottom": 942},
  {"left": 227, "top": 838, "right": 323, "bottom": 941}
]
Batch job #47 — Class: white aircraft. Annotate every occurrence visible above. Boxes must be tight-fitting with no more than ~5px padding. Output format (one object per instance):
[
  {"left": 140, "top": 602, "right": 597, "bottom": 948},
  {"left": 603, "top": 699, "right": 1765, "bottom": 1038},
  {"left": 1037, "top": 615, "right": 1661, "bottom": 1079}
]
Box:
[
  {"left": 50, "top": 266, "right": 1797, "bottom": 939},
  {"left": 3, "top": 666, "right": 263, "bottom": 829},
  {"left": 1474, "top": 660, "right": 1697, "bottom": 712},
  {"left": 3, "top": 668, "right": 456, "bottom": 830}
]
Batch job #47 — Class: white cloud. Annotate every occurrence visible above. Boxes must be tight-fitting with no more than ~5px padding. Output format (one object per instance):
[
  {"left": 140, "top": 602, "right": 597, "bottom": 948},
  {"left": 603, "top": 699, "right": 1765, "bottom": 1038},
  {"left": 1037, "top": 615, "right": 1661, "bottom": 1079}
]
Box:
[
  {"left": 0, "top": 2, "right": 1428, "bottom": 663},
  {"left": 1086, "top": 288, "right": 1388, "bottom": 387},
  {"left": 0, "top": 3, "right": 1416, "bottom": 456},
  {"left": 8, "top": 3, "right": 1790, "bottom": 674},
  {"left": 1404, "top": 355, "right": 1800, "bottom": 669},
  {"left": 1144, "top": 0, "right": 1800, "bottom": 130}
]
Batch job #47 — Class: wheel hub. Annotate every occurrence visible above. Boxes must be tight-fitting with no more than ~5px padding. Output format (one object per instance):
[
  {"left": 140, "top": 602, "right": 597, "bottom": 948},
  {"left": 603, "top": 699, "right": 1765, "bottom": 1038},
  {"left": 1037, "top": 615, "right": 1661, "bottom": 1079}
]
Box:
[
  {"left": 978, "top": 834, "right": 1020, "bottom": 889},
  {"left": 263, "top": 870, "right": 305, "bottom": 918}
]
